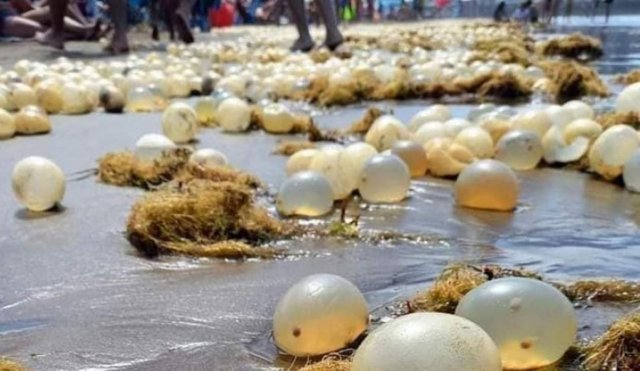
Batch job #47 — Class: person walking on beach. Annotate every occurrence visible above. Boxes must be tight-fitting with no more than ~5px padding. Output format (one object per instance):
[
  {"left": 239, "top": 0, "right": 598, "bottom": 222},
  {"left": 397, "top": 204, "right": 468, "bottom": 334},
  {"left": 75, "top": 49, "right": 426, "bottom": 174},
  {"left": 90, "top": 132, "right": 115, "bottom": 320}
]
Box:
[
  {"left": 287, "top": 0, "right": 343, "bottom": 51},
  {"left": 592, "top": 0, "right": 613, "bottom": 23}
]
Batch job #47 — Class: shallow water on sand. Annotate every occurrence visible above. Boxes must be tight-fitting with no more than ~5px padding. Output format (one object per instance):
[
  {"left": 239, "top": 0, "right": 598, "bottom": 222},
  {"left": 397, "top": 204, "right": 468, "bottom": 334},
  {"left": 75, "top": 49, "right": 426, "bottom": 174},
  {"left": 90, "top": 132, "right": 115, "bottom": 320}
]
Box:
[{"left": 1, "top": 25, "right": 640, "bottom": 371}]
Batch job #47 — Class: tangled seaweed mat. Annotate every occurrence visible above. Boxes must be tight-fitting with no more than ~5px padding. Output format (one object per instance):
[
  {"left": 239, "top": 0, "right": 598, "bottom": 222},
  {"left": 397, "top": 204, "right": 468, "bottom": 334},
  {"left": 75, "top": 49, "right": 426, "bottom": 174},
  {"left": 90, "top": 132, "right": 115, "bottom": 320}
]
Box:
[
  {"left": 616, "top": 69, "right": 640, "bottom": 85},
  {"left": 0, "top": 359, "right": 26, "bottom": 371},
  {"left": 538, "top": 60, "right": 609, "bottom": 103},
  {"left": 597, "top": 111, "right": 640, "bottom": 130},
  {"left": 537, "top": 33, "right": 603, "bottom": 60},
  {"left": 582, "top": 311, "right": 640, "bottom": 371},
  {"left": 299, "top": 359, "right": 351, "bottom": 371}
]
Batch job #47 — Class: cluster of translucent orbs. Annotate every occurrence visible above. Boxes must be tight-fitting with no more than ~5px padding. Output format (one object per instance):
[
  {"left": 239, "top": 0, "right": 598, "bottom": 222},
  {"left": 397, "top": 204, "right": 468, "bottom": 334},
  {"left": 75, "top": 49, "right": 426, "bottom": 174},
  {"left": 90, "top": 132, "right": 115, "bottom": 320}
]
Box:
[
  {"left": 286, "top": 148, "right": 319, "bottom": 176},
  {"left": 391, "top": 140, "right": 428, "bottom": 177},
  {"left": 359, "top": 155, "right": 410, "bottom": 203},
  {"left": 161, "top": 102, "right": 199, "bottom": 143},
  {"left": 14, "top": 105, "right": 51, "bottom": 135},
  {"left": 276, "top": 171, "right": 334, "bottom": 217},
  {"left": 0, "top": 108, "right": 16, "bottom": 139},
  {"left": 273, "top": 274, "right": 368, "bottom": 356},
  {"left": 99, "top": 85, "right": 126, "bottom": 113},
  {"left": 126, "top": 86, "right": 156, "bottom": 113},
  {"left": 12, "top": 156, "right": 66, "bottom": 211},
  {"left": 495, "top": 130, "right": 543, "bottom": 170},
  {"left": 414, "top": 121, "right": 447, "bottom": 144},
  {"left": 217, "top": 97, "right": 251, "bottom": 132},
  {"left": 424, "top": 137, "right": 475, "bottom": 177},
  {"left": 309, "top": 146, "right": 352, "bottom": 200},
  {"left": 189, "top": 148, "right": 228, "bottom": 168},
  {"left": 455, "top": 159, "right": 519, "bottom": 211},
  {"left": 352, "top": 313, "right": 501, "bottom": 371},
  {"left": 134, "top": 133, "right": 176, "bottom": 162},
  {"left": 408, "top": 105, "right": 451, "bottom": 131},
  {"left": 261, "top": 102, "right": 295, "bottom": 133},
  {"left": 456, "top": 278, "right": 577, "bottom": 370},
  {"left": 365, "top": 115, "right": 411, "bottom": 151},
  {"left": 588, "top": 125, "right": 640, "bottom": 180},
  {"left": 510, "top": 110, "right": 552, "bottom": 138},
  {"left": 616, "top": 82, "right": 640, "bottom": 114}
]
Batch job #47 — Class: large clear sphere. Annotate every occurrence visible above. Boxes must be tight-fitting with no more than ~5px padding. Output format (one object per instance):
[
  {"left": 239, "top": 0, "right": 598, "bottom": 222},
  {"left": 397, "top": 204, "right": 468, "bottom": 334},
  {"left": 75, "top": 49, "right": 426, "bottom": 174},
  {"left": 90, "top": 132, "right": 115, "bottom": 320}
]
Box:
[
  {"left": 365, "top": 115, "right": 411, "bottom": 151},
  {"left": 189, "top": 148, "right": 228, "bottom": 168},
  {"left": 454, "top": 127, "right": 494, "bottom": 158},
  {"left": 352, "top": 313, "right": 501, "bottom": 371},
  {"left": 35, "top": 81, "right": 64, "bottom": 114},
  {"left": 126, "top": 86, "right": 156, "bottom": 112},
  {"left": 162, "top": 102, "right": 199, "bottom": 143},
  {"left": 286, "top": 148, "right": 319, "bottom": 176},
  {"left": 455, "top": 159, "right": 519, "bottom": 211},
  {"left": 456, "top": 278, "right": 577, "bottom": 370},
  {"left": 217, "top": 97, "right": 251, "bottom": 132},
  {"left": 273, "top": 274, "right": 368, "bottom": 356},
  {"left": 562, "top": 100, "right": 594, "bottom": 120},
  {"left": 615, "top": 82, "right": 640, "bottom": 114},
  {"left": 358, "top": 155, "right": 410, "bottom": 203},
  {"left": 495, "top": 130, "right": 543, "bottom": 170},
  {"left": 391, "top": 140, "right": 428, "bottom": 177},
  {"left": 134, "top": 133, "right": 176, "bottom": 162},
  {"left": 12, "top": 156, "right": 66, "bottom": 211},
  {"left": 339, "top": 142, "right": 378, "bottom": 192},
  {"left": 194, "top": 97, "right": 216, "bottom": 125},
  {"left": 276, "top": 171, "right": 334, "bottom": 217},
  {"left": 261, "top": 102, "right": 294, "bottom": 134}
]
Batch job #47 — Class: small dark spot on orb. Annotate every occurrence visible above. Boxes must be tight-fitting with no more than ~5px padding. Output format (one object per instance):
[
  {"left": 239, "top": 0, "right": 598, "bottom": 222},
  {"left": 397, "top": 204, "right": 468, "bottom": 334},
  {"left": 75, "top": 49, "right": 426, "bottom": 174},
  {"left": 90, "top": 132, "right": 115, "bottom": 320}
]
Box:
[
  {"left": 293, "top": 327, "right": 301, "bottom": 337},
  {"left": 520, "top": 340, "right": 532, "bottom": 349}
]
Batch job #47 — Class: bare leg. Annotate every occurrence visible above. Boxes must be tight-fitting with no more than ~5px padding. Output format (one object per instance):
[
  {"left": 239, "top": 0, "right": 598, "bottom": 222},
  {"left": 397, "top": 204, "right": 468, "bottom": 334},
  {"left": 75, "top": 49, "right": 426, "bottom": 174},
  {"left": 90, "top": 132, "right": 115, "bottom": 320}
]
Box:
[
  {"left": 35, "top": 0, "right": 66, "bottom": 49},
  {"left": 107, "top": 0, "right": 130, "bottom": 53},
  {"left": 23, "top": 6, "right": 95, "bottom": 38},
  {"left": 315, "top": 0, "right": 342, "bottom": 49},
  {"left": 174, "top": 0, "right": 195, "bottom": 43},
  {"left": 150, "top": 0, "right": 160, "bottom": 40},
  {"left": 287, "top": 0, "right": 314, "bottom": 51},
  {"left": 2, "top": 16, "right": 44, "bottom": 38}
]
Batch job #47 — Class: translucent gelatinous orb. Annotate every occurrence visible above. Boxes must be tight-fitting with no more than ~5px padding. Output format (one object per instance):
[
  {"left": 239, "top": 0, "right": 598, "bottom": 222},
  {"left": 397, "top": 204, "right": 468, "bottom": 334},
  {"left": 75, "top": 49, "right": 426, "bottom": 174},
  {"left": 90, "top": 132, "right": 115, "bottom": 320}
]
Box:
[
  {"left": 510, "top": 110, "right": 552, "bottom": 138},
  {"left": 588, "top": 125, "right": 640, "bottom": 180},
  {"left": 276, "top": 171, "right": 334, "bottom": 217},
  {"left": 9, "top": 83, "right": 37, "bottom": 109},
  {"left": 189, "top": 148, "right": 228, "bottom": 168},
  {"left": 194, "top": 97, "right": 216, "bottom": 125},
  {"left": 0, "top": 108, "right": 15, "bottom": 139},
  {"left": 273, "top": 274, "right": 368, "bottom": 356},
  {"left": 424, "top": 138, "right": 475, "bottom": 177},
  {"left": 415, "top": 121, "right": 446, "bottom": 144},
  {"left": 456, "top": 278, "right": 577, "bottom": 370},
  {"left": 495, "top": 130, "right": 543, "bottom": 170},
  {"left": 365, "top": 115, "right": 411, "bottom": 151},
  {"left": 409, "top": 106, "right": 450, "bottom": 131},
  {"left": 14, "top": 106, "right": 51, "bottom": 135},
  {"left": 444, "top": 118, "right": 472, "bottom": 137},
  {"left": 615, "top": 82, "right": 640, "bottom": 114},
  {"left": 162, "top": 102, "right": 199, "bottom": 143},
  {"left": 134, "top": 133, "right": 176, "bottom": 162},
  {"left": 261, "top": 103, "right": 295, "bottom": 134},
  {"left": 286, "top": 149, "right": 319, "bottom": 176},
  {"left": 563, "top": 118, "right": 602, "bottom": 144},
  {"left": 99, "top": 85, "right": 125, "bottom": 113},
  {"left": 478, "top": 114, "right": 512, "bottom": 143},
  {"left": 454, "top": 126, "right": 494, "bottom": 158},
  {"left": 358, "top": 155, "right": 410, "bottom": 203},
  {"left": 545, "top": 105, "right": 574, "bottom": 130},
  {"left": 467, "top": 103, "right": 496, "bottom": 123},
  {"left": 623, "top": 151, "right": 640, "bottom": 193},
  {"left": 563, "top": 100, "right": 594, "bottom": 120},
  {"left": 391, "top": 140, "right": 428, "bottom": 177},
  {"left": 35, "top": 81, "right": 64, "bottom": 114},
  {"left": 61, "top": 83, "right": 90, "bottom": 114},
  {"left": 455, "top": 159, "right": 519, "bottom": 211},
  {"left": 12, "top": 156, "right": 66, "bottom": 211},
  {"left": 309, "top": 147, "right": 351, "bottom": 200},
  {"left": 126, "top": 86, "right": 156, "bottom": 112},
  {"left": 340, "top": 142, "right": 378, "bottom": 192},
  {"left": 217, "top": 97, "right": 251, "bottom": 132},
  {"left": 352, "top": 313, "right": 501, "bottom": 371}
]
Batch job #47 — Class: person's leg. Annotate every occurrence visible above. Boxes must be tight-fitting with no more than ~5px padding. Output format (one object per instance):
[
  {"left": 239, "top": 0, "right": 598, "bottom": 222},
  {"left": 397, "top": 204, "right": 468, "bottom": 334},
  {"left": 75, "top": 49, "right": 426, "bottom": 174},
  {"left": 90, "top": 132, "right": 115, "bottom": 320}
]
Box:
[
  {"left": 35, "top": 0, "right": 67, "bottom": 48},
  {"left": 287, "top": 0, "right": 314, "bottom": 51},
  {"left": 107, "top": 0, "right": 130, "bottom": 53},
  {"left": 173, "top": 0, "right": 195, "bottom": 43},
  {"left": 3, "top": 15, "right": 44, "bottom": 38},
  {"left": 314, "top": 0, "right": 341, "bottom": 49},
  {"left": 150, "top": 0, "right": 160, "bottom": 40},
  {"left": 604, "top": 2, "right": 610, "bottom": 22}
]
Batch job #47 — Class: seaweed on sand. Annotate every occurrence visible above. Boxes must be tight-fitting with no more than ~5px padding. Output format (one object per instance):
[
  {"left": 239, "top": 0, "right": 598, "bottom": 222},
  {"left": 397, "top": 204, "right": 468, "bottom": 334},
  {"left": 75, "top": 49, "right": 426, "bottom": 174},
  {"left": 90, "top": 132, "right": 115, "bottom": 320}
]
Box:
[
  {"left": 299, "top": 359, "right": 352, "bottom": 371},
  {"left": 616, "top": 69, "right": 640, "bottom": 85},
  {"left": 272, "top": 141, "right": 317, "bottom": 156},
  {"left": 596, "top": 111, "right": 640, "bottom": 130},
  {"left": 538, "top": 33, "right": 603, "bottom": 60},
  {"left": 344, "top": 107, "right": 384, "bottom": 135},
  {"left": 581, "top": 311, "right": 640, "bottom": 371},
  {"left": 0, "top": 359, "right": 26, "bottom": 371},
  {"left": 538, "top": 60, "right": 609, "bottom": 103}
]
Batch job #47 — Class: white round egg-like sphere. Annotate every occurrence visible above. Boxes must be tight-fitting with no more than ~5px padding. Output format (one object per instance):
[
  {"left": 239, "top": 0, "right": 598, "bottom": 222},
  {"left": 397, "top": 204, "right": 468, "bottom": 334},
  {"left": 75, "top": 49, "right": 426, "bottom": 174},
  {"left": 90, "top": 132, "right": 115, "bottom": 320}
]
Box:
[
  {"left": 286, "top": 148, "right": 319, "bottom": 176},
  {"left": 309, "top": 147, "right": 352, "bottom": 200},
  {"left": 352, "top": 313, "right": 501, "bottom": 371},
  {"left": 194, "top": 97, "right": 216, "bottom": 125},
  {"left": 563, "top": 118, "right": 602, "bottom": 144},
  {"left": 542, "top": 126, "right": 590, "bottom": 164},
  {"left": 562, "top": 100, "right": 594, "bottom": 120},
  {"left": 511, "top": 110, "right": 552, "bottom": 138},
  {"left": 217, "top": 97, "right": 251, "bottom": 132},
  {"left": 126, "top": 86, "right": 156, "bottom": 112},
  {"left": 162, "top": 102, "right": 199, "bottom": 143},
  {"left": 623, "top": 150, "right": 640, "bottom": 192},
  {"left": 467, "top": 103, "right": 496, "bottom": 123},
  {"left": 0, "top": 108, "right": 16, "bottom": 139},
  {"left": 495, "top": 130, "right": 543, "bottom": 170},
  {"left": 276, "top": 171, "right": 334, "bottom": 217},
  {"left": 339, "top": 142, "right": 378, "bottom": 192},
  {"left": 273, "top": 274, "right": 368, "bottom": 356},
  {"left": 358, "top": 154, "right": 411, "bottom": 203},
  {"left": 546, "top": 105, "right": 574, "bottom": 130},
  {"left": 365, "top": 115, "right": 411, "bottom": 151},
  {"left": 478, "top": 114, "right": 512, "bottom": 143},
  {"left": 35, "top": 81, "right": 64, "bottom": 114},
  {"left": 391, "top": 140, "right": 428, "bottom": 177},
  {"left": 261, "top": 102, "right": 295, "bottom": 134},
  {"left": 14, "top": 105, "right": 51, "bottom": 135},
  {"left": 456, "top": 278, "right": 577, "bottom": 370},
  {"left": 168, "top": 74, "right": 191, "bottom": 97},
  {"left": 61, "top": 83, "right": 91, "bottom": 114},
  {"left": 189, "top": 148, "right": 228, "bottom": 168},
  {"left": 424, "top": 137, "right": 475, "bottom": 177},
  {"left": 134, "top": 133, "right": 176, "bottom": 162},
  {"left": 444, "top": 118, "right": 472, "bottom": 137},
  {"left": 615, "top": 82, "right": 640, "bottom": 114},
  {"left": 12, "top": 156, "right": 66, "bottom": 211},
  {"left": 588, "top": 124, "right": 640, "bottom": 180},
  {"left": 454, "top": 126, "right": 494, "bottom": 159},
  {"left": 415, "top": 121, "right": 446, "bottom": 144},
  {"left": 9, "top": 83, "right": 37, "bottom": 109},
  {"left": 455, "top": 159, "right": 519, "bottom": 211},
  {"left": 409, "top": 106, "right": 450, "bottom": 131}
]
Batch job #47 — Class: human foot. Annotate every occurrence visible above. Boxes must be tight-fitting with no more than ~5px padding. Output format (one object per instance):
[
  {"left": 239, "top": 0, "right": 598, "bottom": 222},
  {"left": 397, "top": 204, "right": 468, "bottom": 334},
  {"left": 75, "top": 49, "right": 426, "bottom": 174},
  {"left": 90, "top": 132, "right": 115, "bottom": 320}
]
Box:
[
  {"left": 324, "top": 33, "right": 344, "bottom": 51},
  {"left": 173, "top": 12, "right": 194, "bottom": 44},
  {"left": 35, "top": 29, "right": 65, "bottom": 50},
  {"left": 105, "top": 33, "right": 130, "bottom": 54},
  {"left": 290, "top": 37, "right": 315, "bottom": 52}
]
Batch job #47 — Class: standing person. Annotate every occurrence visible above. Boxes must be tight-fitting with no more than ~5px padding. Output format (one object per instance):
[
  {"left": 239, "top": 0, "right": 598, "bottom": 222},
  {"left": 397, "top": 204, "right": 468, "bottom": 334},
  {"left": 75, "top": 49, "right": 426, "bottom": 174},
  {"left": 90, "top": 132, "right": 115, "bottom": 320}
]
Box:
[
  {"left": 512, "top": 0, "right": 532, "bottom": 22},
  {"left": 493, "top": 0, "right": 507, "bottom": 21},
  {"left": 287, "top": 0, "right": 343, "bottom": 52},
  {"left": 592, "top": 0, "right": 612, "bottom": 22}
]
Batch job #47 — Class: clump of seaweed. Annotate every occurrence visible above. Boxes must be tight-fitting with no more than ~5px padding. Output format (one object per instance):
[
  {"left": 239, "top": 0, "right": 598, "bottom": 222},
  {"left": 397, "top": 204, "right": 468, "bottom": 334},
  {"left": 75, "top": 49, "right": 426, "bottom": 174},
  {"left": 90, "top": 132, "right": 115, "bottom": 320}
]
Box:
[
  {"left": 98, "top": 148, "right": 260, "bottom": 189},
  {"left": 616, "top": 69, "right": 640, "bottom": 85},
  {"left": 344, "top": 107, "right": 384, "bottom": 135},
  {"left": 538, "top": 60, "right": 609, "bottom": 103},
  {"left": 126, "top": 179, "right": 291, "bottom": 258},
  {"left": 596, "top": 111, "right": 640, "bottom": 130},
  {"left": 272, "top": 140, "right": 317, "bottom": 156},
  {"left": 581, "top": 311, "right": 640, "bottom": 371},
  {"left": 0, "top": 359, "right": 26, "bottom": 371},
  {"left": 299, "top": 359, "right": 352, "bottom": 371},
  {"left": 476, "top": 73, "right": 533, "bottom": 100},
  {"left": 561, "top": 280, "right": 640, "bottom": 303},
  {"left": 473, "top": 40, "right": 532, "bottom": 65},
  {"left": 537, "top": 33, "right": 603, "bottom": 60}
]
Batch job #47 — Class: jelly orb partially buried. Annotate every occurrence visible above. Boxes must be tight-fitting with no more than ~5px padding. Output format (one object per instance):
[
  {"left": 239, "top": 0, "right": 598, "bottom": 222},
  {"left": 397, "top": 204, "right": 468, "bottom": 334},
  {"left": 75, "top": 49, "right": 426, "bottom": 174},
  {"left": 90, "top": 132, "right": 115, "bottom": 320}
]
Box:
[
  {"left": 273, "top": 274, "right": 368, "bottom": 356},
  {"left": 162, "top": 102, "right": 199, "bottom": 144},
  {"left": 189, "top": 148, "right": 228, "bottom": 168},
  {"left": 494, "top": 130, "right": 543, "bottom": 170},
  {"left": 134, "top": 133, "right": 176, "bottom": 162},
  {"left": 455, "top": 159, "right": 519, "bottom": 211},
  {"left": 359, "top": 154, "right": 410, "bottom": 203},
  {"left": 352, "top": 312, "right": 501, "bottom": 371},
  {"left": 455, "top": 278, "right": 577, "bottom": 370},
  {"left": 276, "top": 171, "right": 334, "bottom": 217},
  {"left": 12, "top": 156, "right": 66, "bottom": 212}
]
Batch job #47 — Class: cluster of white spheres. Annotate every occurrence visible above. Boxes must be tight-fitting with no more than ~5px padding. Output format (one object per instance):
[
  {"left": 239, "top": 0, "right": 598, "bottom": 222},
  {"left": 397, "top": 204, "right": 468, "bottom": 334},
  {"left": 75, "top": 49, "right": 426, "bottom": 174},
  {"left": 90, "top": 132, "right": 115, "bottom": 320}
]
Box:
[
  {"left": 456, "top": 278, "right": 577, "bottom": 370},
  {"left": 134, "top": 133, "right": 176, "bottom": 162},
  {"left": 615, "top": 82, "right": 640, "bottom": 114},
  {"left": 14, "top": 105, "right": 51, "bottom": 135},
  {"left": 588, "top": 125, "right": 640, "bottom": 180},
  {"left": 495, "top": 130, "right": 543, "bottom": 170},
  {"left": 365, "top": 115, "right": 411, "bottom": 151},
  {"left": 273, "top": 274, "right": 368, "bottom": 356},
  {"left": 352, "top": 313, "right": 501, "bottom": 371},
  {"left": 359, "top": 154, "right": 411, "bottom": 203},
  {"left": 217, "top": 97, "right": 251, "bottom": 132},
  {"left": 189, "top": 148, "right": 228, "bottom": 168},
  {"left": 161, "top": 102, "right": 199, "bottom": 143},
  {"left": 408, "top": 105, "right": 451, "bottom": 131},
  {"left": 309, "top": 146, "right": 353, "bottom": 200},
  {"left": 12, "top": 156, "right": 66, "bottom": 211},
  {"left": 276, "top": 171, "right": 334, "bottom": 217},
  {"left": 455, "top": 159, "right": 519, "bottom": 211},
  {"left": 542, "top": 126, "right": 589, "bottom": 164}
]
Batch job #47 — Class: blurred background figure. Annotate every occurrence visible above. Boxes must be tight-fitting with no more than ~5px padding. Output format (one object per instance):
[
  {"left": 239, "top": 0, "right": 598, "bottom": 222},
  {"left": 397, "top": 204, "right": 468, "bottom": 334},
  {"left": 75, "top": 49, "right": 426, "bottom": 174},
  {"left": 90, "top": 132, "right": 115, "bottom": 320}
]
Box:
[
  {"left": 287, "top": 0, "right": 342, "bottom": 51},
  {"left": 592, "top": 0, "right": 613, "bottom": 23},
  {"left": 493, "top": 0, "right": 507, "bottom": 21}
]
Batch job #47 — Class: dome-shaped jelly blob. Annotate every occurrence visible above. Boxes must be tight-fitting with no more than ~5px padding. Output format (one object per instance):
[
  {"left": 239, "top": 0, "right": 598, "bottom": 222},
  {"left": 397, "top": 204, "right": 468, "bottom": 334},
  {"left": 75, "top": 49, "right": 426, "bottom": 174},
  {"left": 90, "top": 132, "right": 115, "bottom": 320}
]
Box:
[
  {"left": 273, "top": 274, "right": 368, "bottom": 356},
  {"left": 0, "top": 108, "right": 16, "bottom": 139},
  {"left": 623, "top": 150, "right": 640, "bottom": 193},
  {"left": 194, "top": 97, "right": 216, "bottom": 125},
  {"left": 454, "top": 126, "right": 494, "bottom": 158},
  {"left": 340, "top": 142, "right": 378, "bottom": 192},
  {"left": 309, "top": 147, "right": 352, "bottom": 200},
  {"left": 162, "top": 102, "right": 199, "bottom": 143},
  {"left": 510, "top": 110, "right": 552, "bottom": 138},
  {"left": 261, "top": 102, "right": 295, "bottom": 134},
  {"left": 217, "top": 97, "right": 251, "bottom": 132},
  {"left": 546, "top": 105, "right": 574, "bottom": 130},
  {"left": 35, "top": 81, "right": 63, "bottom": 114},
  {"left": 588, "top": 125, "right": 640, "bottom": 180},
  {"left": 444, "top": 118, "right": 472, "bottom": 137},
  {"left": 467, "top": 103, "right": 496, "bottom": 123},
  {"left": 189, "top": 148, "right": 228, "bottom": 168},
  {"left": 358, "top": 154, "right": 410, "bottom": 203},
  {"left": 415, "top": 121, "right": 447, "bottom": 144},
  {"left": 12, "top": 156, "right": 66, "bottom": 211},
  {"left": 99, "top": 85, "right": 125, "bottom": 113},
  {"left": 134, "top": 133, "right": 176, "bottom": 162},
  {"left": 352, "top": 312, "right": 502, "bottom": 371},
  {"left": 286, "top": 148, "right": 319, "bottom": 176},
  {"left": 9, "top": 83, "right": 37, "bottom": 109},
  {"left": 563, "top": 100, "right": 594, "bottom": 120},
  {"left": 456, "top": 278, "right": 577, "bottom": 370},
  {"left": 61, "top": 83, "right": 91, "bottom": 114},
  {"left": 409, "top": 106, "right": 450, "bottom": 131},
  {"left": 14, "top": 105, "right": 51, "bottom": 135},
  {"left": 391, "top": 140, "right": 428, "bottom": 177},
  {"left": 455, "top": 159, "right": 519, "bottom": 211},
  {"left": 124, "top": 86, "right": 153, "bottom": 112},
  {"left": 478, "top": 114, "right": 512, "bottom": 143},
  {"left": 616, "top": 82, "right": 640, "bottom": 114},
  {"left": 563, "top": 119, "right": 602, "bottom": 144},
  {"left": 276, "top": 171, "right": 334, "bottom": 217},
  {"left": 365, "top": 115, "right": 411, "bottom": 151},
  {"left": 495, "top": 130, "right": 543, "bottom": 170}
]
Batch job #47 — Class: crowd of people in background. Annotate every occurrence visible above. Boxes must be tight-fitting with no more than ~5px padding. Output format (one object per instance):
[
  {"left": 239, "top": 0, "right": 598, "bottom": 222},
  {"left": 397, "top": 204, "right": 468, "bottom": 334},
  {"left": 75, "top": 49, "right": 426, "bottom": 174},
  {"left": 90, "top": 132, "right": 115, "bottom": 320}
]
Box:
[{"left": 0, "top": 0, "right": 619, "bottom": 53}]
